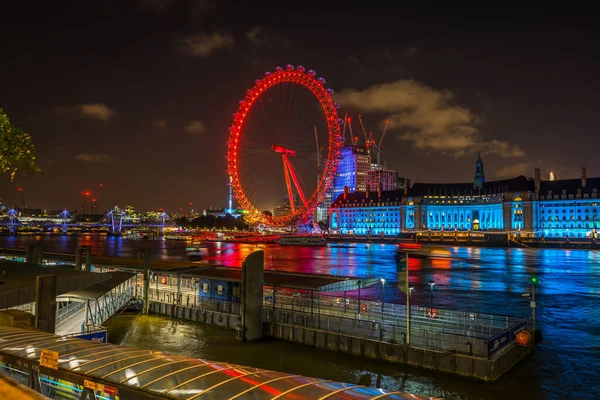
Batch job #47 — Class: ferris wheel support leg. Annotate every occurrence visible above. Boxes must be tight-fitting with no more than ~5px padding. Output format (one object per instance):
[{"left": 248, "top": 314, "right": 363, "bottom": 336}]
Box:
[
  {"left": 282, "top": 155, "right": 295, "bottom": 213},
  {"left": 283, "top": 156, "right": 307, "bottom": 205}
]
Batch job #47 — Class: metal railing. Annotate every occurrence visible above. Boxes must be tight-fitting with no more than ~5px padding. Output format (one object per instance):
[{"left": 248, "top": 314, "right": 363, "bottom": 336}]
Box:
[
  {"left": 87, "top": 284, "right": 133, "bottom": 326},
  {"left": 141, "top": 284, "right": 527, "bottom": 358},
  {"left": 55, "top": 302, "right": 84, "bottom": 325}
]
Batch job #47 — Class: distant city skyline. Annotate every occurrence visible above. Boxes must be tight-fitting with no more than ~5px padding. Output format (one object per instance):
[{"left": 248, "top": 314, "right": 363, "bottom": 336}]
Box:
[{"left": 1, "top": 4, "right": 598, "bottom": 211}]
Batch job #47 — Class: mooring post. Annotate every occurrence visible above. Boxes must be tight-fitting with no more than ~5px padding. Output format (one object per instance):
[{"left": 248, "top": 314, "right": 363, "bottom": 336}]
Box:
[
  {"left": 75, "top": 247, "right": 83, "bottom": 270},
  {"left": 84, "top": 246, "right": 92, "bottom": 272},
  {"left": 34, "top": 274, "right": 57, "bottom": 334},
  {"left": 240, "top": 250, "right": 264, "bottom": 342}
]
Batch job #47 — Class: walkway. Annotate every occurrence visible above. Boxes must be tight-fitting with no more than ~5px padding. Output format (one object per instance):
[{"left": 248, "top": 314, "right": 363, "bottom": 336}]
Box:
[{"left": 55, "top": 272, "right": 134, "bottom": 336}]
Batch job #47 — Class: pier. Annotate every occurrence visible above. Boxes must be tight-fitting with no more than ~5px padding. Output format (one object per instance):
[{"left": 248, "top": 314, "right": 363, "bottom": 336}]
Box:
[{"left": 0, "top": 247, "right": 534, "bottom": 383}]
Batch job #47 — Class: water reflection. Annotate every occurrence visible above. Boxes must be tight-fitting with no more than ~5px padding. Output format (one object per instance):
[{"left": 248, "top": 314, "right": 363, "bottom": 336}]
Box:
[{"left": 1, "top": 235, "right": 599, "bottom": 399}]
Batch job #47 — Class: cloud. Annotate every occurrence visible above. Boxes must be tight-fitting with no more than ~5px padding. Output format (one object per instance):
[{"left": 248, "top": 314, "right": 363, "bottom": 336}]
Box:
[
  {"left": 405, "top": 46, "right": 418, "bottom": 58},
  {"left": 495, "top": 162, "right": 531, "bottom": 178},
  {"left": 246, "top": 26, "right": 262, "bottom": 46},
  {"left": 335, "top": 80, "right": 524, "bottom": 158},
  {"left": 245, "top": 26, "right": 289, "bottom": 49},
  {"left": 76, "top": 153, "right": 113, "bottom": 163},
  {"left": 153, "top": 120, "right": 167, "bottom": 129},
  {"left": 178, "top": 33, "right": 234, "bottom": 57},
  {"left": 183, "top": 120, "right": 205, "bottom": 135},
  {"left": 55, "top": 103, "right": 117, "bottom": 120},
  {"left": 478, "top": 140, "right": 525, "bottom": 158}
]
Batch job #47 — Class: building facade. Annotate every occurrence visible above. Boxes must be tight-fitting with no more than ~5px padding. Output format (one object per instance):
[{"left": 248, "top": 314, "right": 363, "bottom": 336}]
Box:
[
  {"left": 329, "top": 157, "right": 600, "bottom": 239},
  {"left": 537, "top": 168, "right": 600, "bottom": 238},
  {"left": 329, "top": 187, "right": 403, "bottom": 235},
  {"left": 366, "top": 169, "right": 397, "bottom": 192}
]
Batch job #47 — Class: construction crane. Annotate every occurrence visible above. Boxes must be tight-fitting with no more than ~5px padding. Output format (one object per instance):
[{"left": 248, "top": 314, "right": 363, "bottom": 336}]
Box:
[
  {"left": 346, "top": 117, "right": 358, "bottom": 146},
  {"left": 341, "top": 113, "right": 349, "bottom": 144},
  {"left": 314, "top": 126, "right": 323, "bottom": 180},
  {"left": 357, "top": 115, "right": 369, "bottom": 146},
  {"left": 371, "top": 120, "right": 389, "bottom": 167}
]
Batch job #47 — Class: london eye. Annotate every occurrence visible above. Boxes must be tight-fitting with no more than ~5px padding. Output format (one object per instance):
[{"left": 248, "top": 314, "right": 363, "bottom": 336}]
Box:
[{"left": 226, "top": 65, "right": 344, "bottom": 227}]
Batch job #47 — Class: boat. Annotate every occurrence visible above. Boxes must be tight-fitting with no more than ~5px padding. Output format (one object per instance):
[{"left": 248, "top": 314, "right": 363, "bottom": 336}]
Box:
[
  {"left": 123, "top": 231, "right": 143, "bottom": 240},
  {"left": 164, "top": 235, "right": 192, "bottom": 241},
  {"left": 279, "top": 234, "right": 327, "bottom": 246},
  {"left": 397, "top": 243, "right": 452, "bottom": 259},
  {"left": 186, "top": 241, "right": 209, "bottom": 257}
]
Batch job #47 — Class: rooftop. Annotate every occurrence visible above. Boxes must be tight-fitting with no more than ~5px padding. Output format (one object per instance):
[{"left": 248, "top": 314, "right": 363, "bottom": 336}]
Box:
[
  {"left": 0, "top": 325, "right": 437, "bottom": 400},
  {"left": 0, "top": 260, "right": 113, "bottom": 309},
  {"left": 408, "top": 175, "right": 534, "bottom": 197}
]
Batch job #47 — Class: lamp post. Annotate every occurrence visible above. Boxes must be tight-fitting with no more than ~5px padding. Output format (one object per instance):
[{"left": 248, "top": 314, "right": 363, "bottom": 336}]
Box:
[
  {"left": 531, "top": 276, "right": 537, "bottom": 344},
  {"left": 428, "top": 280, "right": 436, "bottom": 307},
  {"left": 380, "top": 278, "right": 386, "bottom": 315}
]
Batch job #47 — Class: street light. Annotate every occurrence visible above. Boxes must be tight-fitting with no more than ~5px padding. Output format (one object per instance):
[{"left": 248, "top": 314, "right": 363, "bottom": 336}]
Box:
[
  {"left": 428, "top": 280, "right": 436, "bottom": 307},
  {"left": 380, "top": 278, "right": 386, "bottom": 314}
]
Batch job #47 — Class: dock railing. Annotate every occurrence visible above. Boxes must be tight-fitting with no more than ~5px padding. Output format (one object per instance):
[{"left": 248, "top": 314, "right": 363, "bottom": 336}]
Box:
[{"left": 144, "top": 284, "right": 527, "bottom": 358}]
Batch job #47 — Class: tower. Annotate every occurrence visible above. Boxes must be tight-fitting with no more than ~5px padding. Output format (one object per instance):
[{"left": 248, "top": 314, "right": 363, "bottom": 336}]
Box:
[{"left": 474, "top": 154, "right": 485, "bottom": 191}]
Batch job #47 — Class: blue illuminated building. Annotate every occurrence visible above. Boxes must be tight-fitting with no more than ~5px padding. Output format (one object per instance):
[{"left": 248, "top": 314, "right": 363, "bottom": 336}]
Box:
[
  {"left": 329, "top": 157, "right": 600, "bottom": 241},
  {"left": 329, "top": 187, "right": 402, "bottom": 235},
  {"left": 332, "top": 146, "right": 371, "bottom": 202},
  {"left": 537, "top": 168, "right": 600, "bottom": 239}
]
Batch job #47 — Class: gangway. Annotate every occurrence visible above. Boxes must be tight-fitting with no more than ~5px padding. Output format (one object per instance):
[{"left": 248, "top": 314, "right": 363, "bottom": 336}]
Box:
[
  {"left": 56, "top": 272, "right": 134, "bottom": 336},
  {"left": 0, "top": 325, "right": 438, "bottom": 400}
]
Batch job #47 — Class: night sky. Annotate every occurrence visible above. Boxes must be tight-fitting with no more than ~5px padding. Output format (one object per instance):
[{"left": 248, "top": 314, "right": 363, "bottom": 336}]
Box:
[{"left": 1, "top": 2, "right": 598, "bottom": 213}]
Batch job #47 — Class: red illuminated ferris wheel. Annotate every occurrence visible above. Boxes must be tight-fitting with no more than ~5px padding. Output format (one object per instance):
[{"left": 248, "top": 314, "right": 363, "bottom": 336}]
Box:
[{"left": 226, "top": 65, "right": 344, "bottom": 227}]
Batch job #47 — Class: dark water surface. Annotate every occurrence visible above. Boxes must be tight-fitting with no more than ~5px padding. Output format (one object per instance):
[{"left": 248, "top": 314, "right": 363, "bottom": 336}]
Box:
[{"left": 1, "top": 235, "right": 598, "bottom": 400}]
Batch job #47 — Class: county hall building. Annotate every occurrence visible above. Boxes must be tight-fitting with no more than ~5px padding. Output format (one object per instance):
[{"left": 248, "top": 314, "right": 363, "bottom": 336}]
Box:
[{"left": 329, "top": 156, "right": 600, "bottom": 240}]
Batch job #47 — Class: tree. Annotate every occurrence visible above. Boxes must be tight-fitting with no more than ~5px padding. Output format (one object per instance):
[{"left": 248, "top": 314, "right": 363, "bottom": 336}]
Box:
[{"left": 0, "top": 109, "right": 40, "bottom": 181}]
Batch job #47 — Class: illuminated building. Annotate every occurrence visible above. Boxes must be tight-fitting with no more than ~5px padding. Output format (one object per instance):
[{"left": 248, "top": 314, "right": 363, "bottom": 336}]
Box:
[
  {"left": 537, "top": 168, "right": 600, "bottom": 239},
  {"left": 274, "top": 197, "right": 299, "bottom": 217},
  {"left": 329, "top": 156, "right": 536, "bottom": 235},
  {"left": 549, "top": 171, "right": 556, "bottom": 181},
  {"left": 332, "top": 145, "right": 371, "bottom": 200},
  {"left": 329, "top": 187, "right": 402, "bottom": 235},
  {"left": 330, "top": 157, "right": 600, "bottom": 241},
  {"left": 366, "top": 169, "right": 397, "bottom": 191}
]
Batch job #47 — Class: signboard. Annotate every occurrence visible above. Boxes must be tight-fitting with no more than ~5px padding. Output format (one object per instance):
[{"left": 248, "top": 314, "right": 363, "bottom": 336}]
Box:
[
  {"left": 75, "top": 330, "right": 107, "bottom": 343},
  {"left": 487, "top": 319, "right": 528, "bottom": 357},
  {"left": 40, "top": 349, "right": 58, "bottom": 370},
  {"left": 84, "top": 380, "right": 119, "bottom": 396}
]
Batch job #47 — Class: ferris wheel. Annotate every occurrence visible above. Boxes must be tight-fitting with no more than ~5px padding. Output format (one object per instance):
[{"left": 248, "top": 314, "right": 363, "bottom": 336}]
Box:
[{"left": 226, "top": 65, "right": 344, "bottom": 227}]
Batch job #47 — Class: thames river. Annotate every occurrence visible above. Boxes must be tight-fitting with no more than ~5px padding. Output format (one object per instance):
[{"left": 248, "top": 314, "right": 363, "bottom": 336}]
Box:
[{"left": 1, "top": 235, "right": 598, "bottom": 400}]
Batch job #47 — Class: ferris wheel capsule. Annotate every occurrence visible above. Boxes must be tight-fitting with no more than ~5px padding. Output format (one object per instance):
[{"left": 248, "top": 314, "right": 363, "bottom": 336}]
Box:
[
  {"left": 318, "top": 77, "right": 326, "bottom": 84},
  {"left": 254, "top": 79, "right": 261, "bottom": 84},
  {"left": 338, "top": 118, "right": 345, "bottom": 125},
  {"left": 275, "top": 66, "right": 283, "bottom": 72},
  {"left": 238, "top": 100, "right": 244, "bottom": 105},
  {"left": 297, "top": 65, "right": 305, "bottom": 72},
  {"left": 307, "top": 69, "right": 316, "bottom": 76},
  {"left": 333, "top": 102, "right": 341, "bottom": 109},
  {"left": 286, "top": 64, "right": 295, "bottom": 71},
  {"left": 264, "top": 71, "right": 271, "bottom": 76},
  {"left": 326, "top": 88, "right": 334, "bottom": 95}
]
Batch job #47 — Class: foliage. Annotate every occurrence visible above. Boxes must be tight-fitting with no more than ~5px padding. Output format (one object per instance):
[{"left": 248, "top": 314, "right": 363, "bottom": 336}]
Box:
[{"left": 0, "top": 108, "right": 41, "bottom": 181}]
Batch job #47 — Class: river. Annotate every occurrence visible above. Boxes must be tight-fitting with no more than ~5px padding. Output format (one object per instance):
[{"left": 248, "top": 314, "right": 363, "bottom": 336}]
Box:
[{"left": 1, "top": 234, "right": 598, "bottom": 400}]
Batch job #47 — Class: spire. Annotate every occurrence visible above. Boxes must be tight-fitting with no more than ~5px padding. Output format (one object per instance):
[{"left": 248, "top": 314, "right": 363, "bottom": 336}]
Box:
[{"left": 474, "top": 154, "right": 485, "bottom": 191}]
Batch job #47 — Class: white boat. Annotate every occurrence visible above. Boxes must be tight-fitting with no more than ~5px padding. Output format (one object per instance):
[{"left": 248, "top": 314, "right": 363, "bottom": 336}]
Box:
[
  {"left": 165, "top": 235, "right": 192, "bottom": 241},
  {"left": 279, "top": 235, "right": 327, "bottom": 246},
  {"left": 186, "top": 241, "right": 209, "bottom": 257}
]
